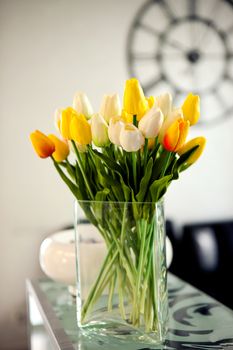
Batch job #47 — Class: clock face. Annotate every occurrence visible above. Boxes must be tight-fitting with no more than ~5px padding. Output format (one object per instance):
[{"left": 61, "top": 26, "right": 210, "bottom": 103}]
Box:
[{"left": 127, "top": 0, "right": 233, "bottom": 126}]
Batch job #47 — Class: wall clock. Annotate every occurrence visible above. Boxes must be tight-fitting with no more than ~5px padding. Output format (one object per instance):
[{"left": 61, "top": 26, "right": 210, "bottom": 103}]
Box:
[{"left": 127, "top": 0, "right": 233, "bottom": 126}]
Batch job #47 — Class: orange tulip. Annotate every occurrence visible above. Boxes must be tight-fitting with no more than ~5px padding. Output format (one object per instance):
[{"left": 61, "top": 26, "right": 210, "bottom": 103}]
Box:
[
  {"left": 163, "top": 119, "right": 190, "bottom": 152},
  {"left": 48, "top": 134, "right": 69, "bottom": 162},
  {"left": 30, "top": 130, "right": 55, "bottom": 158}
]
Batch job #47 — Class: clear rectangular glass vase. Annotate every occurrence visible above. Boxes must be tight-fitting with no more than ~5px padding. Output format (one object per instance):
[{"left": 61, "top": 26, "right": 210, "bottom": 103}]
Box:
[{"left": 74, "top": 200, "right": 168, "bottom": 344}]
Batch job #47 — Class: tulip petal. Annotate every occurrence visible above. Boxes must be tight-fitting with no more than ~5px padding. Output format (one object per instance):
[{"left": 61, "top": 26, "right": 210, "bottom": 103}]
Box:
[
  {"left": 163, "top": 120, "right": 180, "bottom": 152},
  {"left": 182, "top": 93, "right": 200, "bottom": 126},
  {"left": 174, "top": 120, "right": 190, "bottom": 151},
  {"left": 30, "top": 130, "right": 55, "bottom": 158},
  {"left": 48, "top": 134, "right": 69, "bottom": 162},
  {"left": 70, "top": 114, "right": 92, "bottom": 145},
  {"left": 123, "top": 78, "right": 148, "bottom": 120}
]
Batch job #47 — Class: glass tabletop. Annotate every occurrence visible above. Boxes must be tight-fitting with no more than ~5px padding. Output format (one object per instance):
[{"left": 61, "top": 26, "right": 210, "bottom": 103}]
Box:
[{"left": 28, "top": 274, "right": 233, "bottom": 349}]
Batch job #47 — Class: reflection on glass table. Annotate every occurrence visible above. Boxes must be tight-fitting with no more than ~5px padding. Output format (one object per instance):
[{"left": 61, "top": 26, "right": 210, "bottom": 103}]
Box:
[{"left": 26, "top": 274, "right": 233, "bottom": 350}]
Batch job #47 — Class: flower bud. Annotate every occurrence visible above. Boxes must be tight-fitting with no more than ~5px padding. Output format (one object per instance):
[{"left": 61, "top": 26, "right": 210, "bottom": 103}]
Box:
[
  {"left": 163, "top": 119, "right": 190, "bottom": 152},
  {"left": 60, "top": 107, "right": 76, "bottom": 140},
  {"left": 155, "top": 93, "right": 172, "bottom": 117},
  {"left": 100, "top": 94, "right": 121, "bottom": 123},
  {"left": 73, "top": 92, "right": 93, "bottom": 119},
  {"left": 182, "top": 93, "right": 200, "bottom": 125},
  {"left": 70, "top": 114, "right": 92, "bottom": 145},
  {"left": 119, "top": 124, "right": 145, "bottom": 152},
  {"left": 108, "top": 116, "right": 125, "bottom": 146},
  {"left": 30, "top": 130, "right": 55, "bottom": 158},
  {"left": 138, "top": 107, "right": 164, "bottom": 138},
  {"left": 48, "top": 134, "right": 69, "bottom": 162},
  {"left": 159, "top": 107, "right": 183, "bottom": 143},
  {"left": 91, "top": 113, "right": 110, "bottom": 147},
  {"left": 178, "top": 137, "right": 206, "bottom": 165},
  {"left": 123, "top": 78, "right": 148, "bottom": 120}
]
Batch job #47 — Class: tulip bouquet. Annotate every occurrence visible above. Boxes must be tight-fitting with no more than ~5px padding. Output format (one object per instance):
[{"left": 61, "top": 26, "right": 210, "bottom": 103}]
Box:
[{"left": 30, "top": 78, "right": 205, "bottom": 337}]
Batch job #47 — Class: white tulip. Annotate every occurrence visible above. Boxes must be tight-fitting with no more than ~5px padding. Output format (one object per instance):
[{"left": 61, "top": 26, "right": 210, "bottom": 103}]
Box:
[
  {"left": 108, "top": 116, "right": 125, "bottom": 146},
  {"left": 159, "top": 107, "right": 183, "bottom": 143},
  {"left": 73, "top": 92, "right": 93, "bottom": 119},
  {"left": 54, "top": 108, "right": 63, "bottom": 133},
  {"left": 120, "top": 124, "right": 145, "bottom": 152},
  {"left": 91, "top": 113, "right": 110, "bottom": 147},
  {"left": 138, "top": 107, "right": 164, "bottom": 138},
  {"left": 100, "top": 94, "right": 121, "bottom": 123},
  {"left": 154, "top": 93, "right": 172, "bottom": 118}
]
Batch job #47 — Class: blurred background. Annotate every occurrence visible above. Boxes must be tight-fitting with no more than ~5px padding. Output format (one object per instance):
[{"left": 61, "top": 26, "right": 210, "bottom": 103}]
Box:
[{"left": 0, "top": 0, "right": 233, "bottom": 349}]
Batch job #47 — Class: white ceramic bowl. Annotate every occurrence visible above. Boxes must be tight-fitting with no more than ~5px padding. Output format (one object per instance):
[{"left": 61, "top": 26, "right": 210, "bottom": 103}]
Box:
[
  {"left": 39, "top": 229, "right": 76, "bottom": 285},
  {"left": 39, "top": 228, "right": 173, "bottom": 288}
]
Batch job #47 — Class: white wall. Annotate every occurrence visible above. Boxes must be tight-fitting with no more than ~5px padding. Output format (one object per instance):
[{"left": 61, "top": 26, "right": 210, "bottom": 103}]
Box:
[{"left": 0, "top": 0, "right": 233, "bottom": 349}]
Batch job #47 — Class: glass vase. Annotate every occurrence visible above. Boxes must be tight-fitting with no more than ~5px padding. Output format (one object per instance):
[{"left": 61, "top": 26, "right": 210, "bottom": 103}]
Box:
[{"left": 74, "top": 200, "right": 168, "bottom": 344}]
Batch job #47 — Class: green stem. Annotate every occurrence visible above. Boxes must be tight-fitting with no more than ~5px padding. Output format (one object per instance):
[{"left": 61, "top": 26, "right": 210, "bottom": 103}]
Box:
[
  {"left": 107, "top": 221, "right": 136, "bottom": 287},
  {"left": 133, "top": 219, "right": 147, "bottom": 325},
  {"left": 81, "top": 243, "right": 118, "bottom": 321},
  {"left": 117, "top": 266, "right": 126, "bottom": 320},
  {"left": 133, "top": 114, "right": 137, "bottom": 127},
  {"left": 160, "top": 150, "right": 172, "bottom": 178},
  {"left": 108, "top": 271, "right": 117, "bottom": 311},
  {"left": 144, "top": 138, "right": 148, "bottom": 171},
  {"left": 71, "top": 140, "right": 94, "bottom": 199},
  {"left": 51, "top": 157, "right": 78, "bottom": 199},
  {"left": 132, "top": 152, "right": 137, "bottom": 193}
]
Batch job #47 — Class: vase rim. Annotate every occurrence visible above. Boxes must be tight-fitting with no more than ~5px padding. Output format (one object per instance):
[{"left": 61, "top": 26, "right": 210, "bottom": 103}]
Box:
[{"left": 75, "top": 198, "right": 164, "bottom": 205}]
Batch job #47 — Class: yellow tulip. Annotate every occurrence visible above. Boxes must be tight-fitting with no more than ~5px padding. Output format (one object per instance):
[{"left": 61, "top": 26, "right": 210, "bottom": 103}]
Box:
[
  {"left": 178, "top": 137, "right": 206, "bottom": 165},
  {"left": 123, "top": 78, "right": 148, "bottom": 120},
  {"left": 182, "top": 93, "right": 200, "bottom": 126},
  {"left": 146, "top": 96, "right": 155, "bottom": 109},
  {"left": 48, "top": 134, "right": 69, "bottom": 162},
  {"left": 70, "top": 114, "right": 92, "bottom": 145},
  {"left": 163, "top": 119, "right": 190, "bottom": 152},
  {"left": 30, "top": 130, "right": 55, "bottom": 158},
  {"left": 60, "top": 107, "right": 76, "bottom": 140}
]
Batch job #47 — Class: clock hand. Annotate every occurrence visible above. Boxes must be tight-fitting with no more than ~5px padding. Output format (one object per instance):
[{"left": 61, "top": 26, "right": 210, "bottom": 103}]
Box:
[{"left": 139, "top": 22, "right": 189, "bottom": 52}]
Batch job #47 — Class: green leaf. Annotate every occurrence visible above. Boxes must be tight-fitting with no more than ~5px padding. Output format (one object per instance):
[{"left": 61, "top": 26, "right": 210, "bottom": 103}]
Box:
[
  {"left": 172, "top": 145, "right": 199, "bottom": 179},
  {"left": 136, "top": 157, "right": 153, "bottom": 202},
  {"left": 91, "top": 149, "right": 125, "bottom": 177},
  {"left": 111, "top": 184, "right": 124, "bottom": 201},
  {"left": 120, "top": 177, "right": 131, "bottom": 201},
  {"left": 93, "top": 188, "right": 110, "bottom": 221},
  {"left": 149, "top": 175, "right": 172, "bottom": 203},
  {"left": 99, "top": 168, "right": 116, "bottom": 186},
  {"left": 151, "top": 149, "right": 172, "bottom": 181},
  {"left": 52, "top": 159, "right": 80, "bottom": 199}
]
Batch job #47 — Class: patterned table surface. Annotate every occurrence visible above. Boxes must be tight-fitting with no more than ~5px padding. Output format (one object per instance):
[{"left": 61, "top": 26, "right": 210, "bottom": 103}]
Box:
[{"left": 28, "top": 274, "right": 233, "bottom": 350}]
